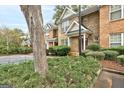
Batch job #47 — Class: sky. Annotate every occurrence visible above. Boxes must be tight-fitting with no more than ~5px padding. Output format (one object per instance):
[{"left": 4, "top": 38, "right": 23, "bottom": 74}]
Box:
[{"left": 0, "top": 5, "right": 55, "bottom": 33}]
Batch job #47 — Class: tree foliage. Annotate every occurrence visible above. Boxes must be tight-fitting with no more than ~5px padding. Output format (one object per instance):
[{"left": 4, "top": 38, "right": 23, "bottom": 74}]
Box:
[{"left": 0, "top": 27, "right": 24, "bottom": 47}]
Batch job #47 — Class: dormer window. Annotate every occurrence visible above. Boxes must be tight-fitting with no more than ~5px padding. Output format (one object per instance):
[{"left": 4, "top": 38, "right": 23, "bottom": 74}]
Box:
[
  {"left": 109, "top": 5, "right": 124, "bottom": 20},
  {"left": 61, "top": 20, "right": 69, "bottom": 32}
]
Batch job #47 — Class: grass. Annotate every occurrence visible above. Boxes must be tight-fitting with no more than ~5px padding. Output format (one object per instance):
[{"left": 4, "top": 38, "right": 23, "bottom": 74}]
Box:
[{"left": 0, "top": 56, "right": 100, "bottom": 88}]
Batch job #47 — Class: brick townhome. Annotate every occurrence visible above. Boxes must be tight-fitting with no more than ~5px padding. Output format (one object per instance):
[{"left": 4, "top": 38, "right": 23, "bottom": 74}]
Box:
[
  {"left": 44, "top": 23, "right": 58, "bottom": 49},
  {"left": 100, "top": 5, "right": 124, "bottom": 48},
  {"left": 58, "top": 6, "right": 99, "bottom": 56},
  {"left": 45, "top": 5, "right": 124, "bottom": 56}
]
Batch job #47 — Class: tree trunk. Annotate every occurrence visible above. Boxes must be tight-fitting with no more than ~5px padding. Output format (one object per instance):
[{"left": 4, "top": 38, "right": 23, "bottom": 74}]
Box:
[{"left": 20, "top": 5, "right": 48, "bottom": 76}]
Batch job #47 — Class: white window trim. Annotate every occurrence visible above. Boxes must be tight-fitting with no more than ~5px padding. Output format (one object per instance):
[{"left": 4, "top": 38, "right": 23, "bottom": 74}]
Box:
[
  {"left": 109, "top": 5, "right": 124, "bottom": 21},
  {"left": 109, "top": 33, "right": 124, "bottom": 47}
]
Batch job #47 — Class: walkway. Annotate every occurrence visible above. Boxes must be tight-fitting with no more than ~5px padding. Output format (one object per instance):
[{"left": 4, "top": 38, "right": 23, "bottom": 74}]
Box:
[
  {"left": 94, "top": 70, "right": 124, "bottom": 88},
  {"left": 94, "top": 60, "right": 124, "bottom": 88}
]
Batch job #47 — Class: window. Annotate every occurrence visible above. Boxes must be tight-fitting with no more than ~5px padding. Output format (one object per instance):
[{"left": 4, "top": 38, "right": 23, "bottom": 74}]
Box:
[
  {"left": 110, "top": 5, "right": 122, "bottom": 20},
  {"left": 61, "top": 39, "right": 68, "bottom": 45},
  {"left": 110, "top": 33, "right": 124, "bottom": 47},
  {"left": 61, "top": 20, "right": 69, "bottom": 32}
]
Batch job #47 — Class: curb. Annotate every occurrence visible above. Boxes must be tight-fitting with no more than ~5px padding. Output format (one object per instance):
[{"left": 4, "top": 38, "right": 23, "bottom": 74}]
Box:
[
  {"left": 90, "top": 67, "right": 102, "bottom": 88},
  {"left": 103, "top": 68, "right": 124, "bottom": 75}
]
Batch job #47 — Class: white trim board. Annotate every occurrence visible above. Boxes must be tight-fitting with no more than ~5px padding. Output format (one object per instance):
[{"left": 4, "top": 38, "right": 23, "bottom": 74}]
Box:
[
  {"left": 58, "top": 7, "right": 76, "bottom": 22},
  {"left": 66, "top": 21, "right": 88, "bottom": 34}
]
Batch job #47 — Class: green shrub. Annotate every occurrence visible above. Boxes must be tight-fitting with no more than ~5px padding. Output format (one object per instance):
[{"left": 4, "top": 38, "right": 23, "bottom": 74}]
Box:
[
  {"left": 85, "top": 51, "right": 105, "bottom": 60},
  {"left": 117, "top": 55, "right": 124, "bottom": 66},
  {"left": 0, "top": 57, "right": 100, "bottom": 88},
  {"left": 87, "top": 43, "right": 100, "bottom": 51},
  {"left": 49, "top": 46, "right": 70, "bottom": 56},
  {"left": 101, "top": 46, "right": 124, "bottom": 55},
  {"left": 0, "top": 46, "right": 32, "bottom": 55},
  {"left": 81, "top": 50, "right": 91, "bottom": 57},
  {"left": 103, "top": 50, "right": 119, "bottom": 61}
]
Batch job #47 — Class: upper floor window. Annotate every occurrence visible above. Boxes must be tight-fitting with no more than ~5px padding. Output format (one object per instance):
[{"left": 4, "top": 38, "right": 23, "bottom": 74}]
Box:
[
  {"left": 110, "top": 5, "right": 124, "bottom": 20},
  {"left": 61, "top": 20, "right": 69, "bottom": 32}
]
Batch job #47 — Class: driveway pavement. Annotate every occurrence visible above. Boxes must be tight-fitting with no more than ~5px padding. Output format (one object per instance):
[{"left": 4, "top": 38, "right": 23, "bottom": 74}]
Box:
[{"left": 0, "top": 54, "right": 33, "bottom": 64}]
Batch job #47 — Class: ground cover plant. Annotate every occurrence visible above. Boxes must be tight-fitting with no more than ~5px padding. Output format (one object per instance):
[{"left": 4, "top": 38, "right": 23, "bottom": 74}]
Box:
[{"left": 0, "top": 56, "right": 100, "bottom": 88}]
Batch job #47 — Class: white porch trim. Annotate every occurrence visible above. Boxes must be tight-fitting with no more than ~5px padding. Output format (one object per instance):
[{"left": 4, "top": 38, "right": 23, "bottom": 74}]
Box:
[
  {"left": 68, "top": 37, "right": 70, "bottom": 46},
  {"left": 83, "top": 33, "right": 86, "bottom": 50},
  {"left": 66, "top": 21, "right": 87, "bottom": 35},
  {"left": 53, "top": 41, "right": 55, "bottom": 46},
  {"left": 121, "top": 33, "right": 124, "bottom": 46},
  {"left": 58, "top": 7, "right": 76, "bottom": 22}
]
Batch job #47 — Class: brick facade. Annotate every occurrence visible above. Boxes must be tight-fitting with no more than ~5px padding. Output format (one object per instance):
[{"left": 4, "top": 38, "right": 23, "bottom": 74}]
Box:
[
  {"left": 100, "top": 5, "right": 124, "bottom": 48},
  {"left": 58, "top": 7, "right": 99, "bottom": 56},
  {"left": 82, "top": 11, "right": 99, "bottom": 44},
  {"left": 45, "top": 27, "right": 58, "bottom": 48},
  {"left": 58, "top": 16, "right": 78, "bottom": 45}
]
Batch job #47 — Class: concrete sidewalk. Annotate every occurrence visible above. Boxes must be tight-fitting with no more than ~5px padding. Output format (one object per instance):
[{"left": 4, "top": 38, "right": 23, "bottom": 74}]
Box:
[{"left": 94, "top": 70, "right": 124, "bottom": 88}]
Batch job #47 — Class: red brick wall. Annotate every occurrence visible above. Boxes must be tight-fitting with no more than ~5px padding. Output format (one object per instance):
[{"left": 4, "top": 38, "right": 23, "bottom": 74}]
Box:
[{"left": 100, "top": 5, "right": 124, "bottom": 48}]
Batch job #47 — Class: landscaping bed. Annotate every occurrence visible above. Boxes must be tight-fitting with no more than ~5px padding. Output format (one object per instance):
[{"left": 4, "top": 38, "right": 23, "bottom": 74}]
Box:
[
  {"left": 0, "top": 56, "right": 100, "bottom": 88},
  {"left": 100, "top": 60, "right": 124, "bottom": 73}
]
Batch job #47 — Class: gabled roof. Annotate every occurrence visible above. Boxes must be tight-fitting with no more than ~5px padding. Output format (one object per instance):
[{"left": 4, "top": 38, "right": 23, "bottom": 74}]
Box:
[
  {"left": 76, "top": 5, "right": 99, "bottom": 17},
  {"left": 66, "top": 21, "right": 88, "bottom": 35},
  {"left": 58, "top": 7, "right": 76, "bottom": 22},
  {"left": 59, "top": 6, "right": 99, "bottom": 23}
]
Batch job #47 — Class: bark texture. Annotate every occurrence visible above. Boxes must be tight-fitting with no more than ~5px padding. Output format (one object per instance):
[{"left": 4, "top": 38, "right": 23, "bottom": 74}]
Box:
[{"left": 20, "top": 5, "right": 48, "bottom": 76}]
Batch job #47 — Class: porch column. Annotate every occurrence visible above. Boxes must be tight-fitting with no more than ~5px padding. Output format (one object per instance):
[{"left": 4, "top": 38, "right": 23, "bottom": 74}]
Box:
[
  {"left": 121, "top": 33, "right": 124, "bottom": 46},
  {"left": 53, "top": 41, "right": 55, "bottom": 46},
  {"left": 83, "top": 33, "right": 86, "bottom": 50},
  {"left": 47, "top": 42, "right": 49, "bottom": 49},
  {"left": 68, "top": 37, "right": 70, "bottom": 46}
]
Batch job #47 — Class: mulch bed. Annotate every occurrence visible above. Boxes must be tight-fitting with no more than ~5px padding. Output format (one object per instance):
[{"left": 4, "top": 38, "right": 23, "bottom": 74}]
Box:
[{"left": 100, "top": 60, "right": 124, "bottom": 73}]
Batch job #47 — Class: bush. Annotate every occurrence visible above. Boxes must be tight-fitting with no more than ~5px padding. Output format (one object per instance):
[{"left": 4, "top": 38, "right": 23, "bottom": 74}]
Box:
[
  {"left": 87, "top": 43, "right": 100, "bottom": 51},
  {"left": 101, "top": 46, "right": 124, "bottom": 55},
  {"left": 81, "top": 50, "right": 91, "bottom": 57},
  {"left": 117, "top": 55, "right": 124, "bottom": 66},
  {"left": 0, "top": 56, "right": 100, "bottom": 88},
  {"left": 103, "top": 50, "right": 119, "bottom": 61},
  {"left": 85, "top": 51, "right": 105, "bottom": 60},
  {"left": 0, "top": 46, "right": 32, "bottom": 55},
  {"left": 49, "top": 46, "right": 70, "bottom": 56}
]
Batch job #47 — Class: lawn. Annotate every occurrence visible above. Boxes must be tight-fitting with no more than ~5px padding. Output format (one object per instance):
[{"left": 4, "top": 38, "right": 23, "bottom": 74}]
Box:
[{"left": 0, "top": 56, "right": 100, "bottom": 88}]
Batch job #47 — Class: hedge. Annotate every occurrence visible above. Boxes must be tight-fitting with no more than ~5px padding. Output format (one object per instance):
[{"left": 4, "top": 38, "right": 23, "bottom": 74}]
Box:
[
  {"left": 117, "top": 55, "right": 124, "bottom": 66},
  {"left": 49, "top": 46, "right": 70, "bottom": 56},
  {"left": 103, "top": 50, "right": 119, "bottom": 61},
  {"left": 0, "top": 46, "right": 32, "bottom": 55},
  {"left": 101, "top": 46, "right": 124, "bottom": 55},
  {"left": 81, "top": 50, "right": 91, "bottom": 57},
  {"left": 85, "top": 51, "right": 105, "bottom": 60},
  {"left": 87, "top": 43, "right": 100, "bottom": 51}
]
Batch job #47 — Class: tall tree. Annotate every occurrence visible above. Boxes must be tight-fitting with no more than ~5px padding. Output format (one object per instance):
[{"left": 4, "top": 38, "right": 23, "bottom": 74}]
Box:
[
  {"left": 0, "top": 27, "right": 24, "bottom": 47},
  {"left": 20, "top": 5, "right": 48, "bottom": 76}
]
